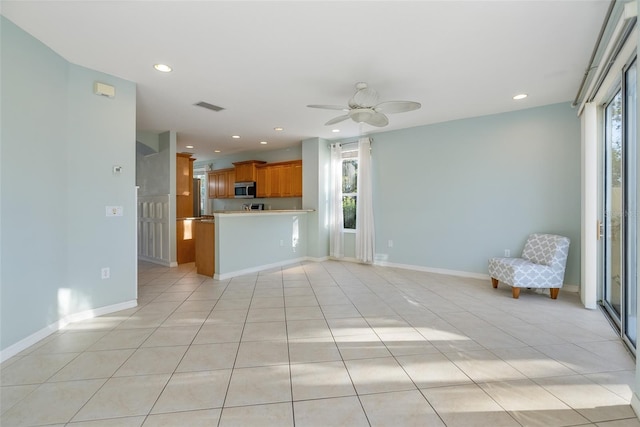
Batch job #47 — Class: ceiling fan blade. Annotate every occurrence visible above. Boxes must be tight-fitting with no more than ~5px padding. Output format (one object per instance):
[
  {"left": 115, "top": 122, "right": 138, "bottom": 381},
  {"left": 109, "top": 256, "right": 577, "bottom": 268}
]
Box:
[
  {"left": 365, "top": 112, "right": 389, "bottom": 127},
  {"left": 375, "top": 101, "right": 421, "bottom": 114},
  {"left": 325, "top": 114, "right": 350, "bottom": 126},
  {"left": 307, "top": 104, "right": 349, "bottom": 111}
]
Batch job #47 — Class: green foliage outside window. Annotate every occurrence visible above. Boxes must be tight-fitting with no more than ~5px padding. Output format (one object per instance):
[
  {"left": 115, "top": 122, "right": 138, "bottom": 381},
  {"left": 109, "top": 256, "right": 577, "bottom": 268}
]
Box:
[{"left": 342, "top": 159, "right": 358, "bottom": 229}]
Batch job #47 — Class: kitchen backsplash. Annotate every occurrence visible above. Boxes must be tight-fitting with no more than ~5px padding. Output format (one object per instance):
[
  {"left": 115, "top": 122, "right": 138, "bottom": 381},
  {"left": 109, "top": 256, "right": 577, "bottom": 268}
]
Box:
[{"left": 209, "top": 197, "right": 302, "bottom": 212}]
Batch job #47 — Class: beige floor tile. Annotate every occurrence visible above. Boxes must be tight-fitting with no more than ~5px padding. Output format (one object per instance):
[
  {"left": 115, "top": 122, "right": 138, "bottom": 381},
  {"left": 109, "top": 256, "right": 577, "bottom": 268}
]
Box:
[
  {"left": 586, "top": 370, "right": 637, "bottom": 401},
  {"left": 1, "top": 379, "right": 105, "bottom": 426},
  {"left": 535, "top": 343, "right": 625, "bottom": 374},
  {"left": 596, "top": 418, "right": 640, "bottom": 426},
  {"left": 152, "top": 291, "right": 192, "bottom": 302},
  {"left": 32, "top": 331, "right": 108, "bottom": 354},
  {"left": 535, "top": 375, "right": 636, "bottom": 422},
  {"left": 214, "top": 298, "right": 252, "bottom": 310},
  {"left": 246, "top": 307, "right": 286, "bottom": 322},
  {"left": 445, "top": 349, "right": 527, "bottom": 383},
  {"left": 0, "top": 352, "right": 79, "bottom": 385},
  {"left": 219, "top": 402, "right": 293, "bottom": 427},
  {"left": 151, "top": 369, "right": 232, "bottom": 413},
  {"left": 398, "top": 352, "right": 472, "bottom": 388},
  {"left": 205, "top": 309, "right": 248, "bottom": 324},
  {"left": 88, "top": 328, "right": 155, "bottom": 351},
  {"left": 360, "top": 390, "right": 445, "bottom": 427},
  {"left": 285, "top": 306, "right": 325, "bottom": 320},
  {"left": 326, "top": 317, "right": 374, "bottom": 337},
  {"left": 251, "top": 296, "right": 284, "bottom": 308},
  {"left": 141, "top": 325, "right": 200, "bottom": 347},
  {"left": 67, "top": 416, "right": 145, "bottom": 426},
  {"left": 291, "top": 361, "right": 356, "bottom": 400},
  {"left": 345, "top": 356, "right": 415, "bottom": 395},
  {"left": 293, "top": 396, "right": 369, "bottom": 427},
  {"left": 422, "top": 384, "right": 521, "bottom": 427},
  {"left": 63, "top": 316, "right": 124, "bottom": 332},
  {"left": 0, "top": 384, "right": 38, "bottom": 414},
  {"left": 224, "top": 365, "right": 291, "bottom": 407},
  {"left": 287, "top": 319, "right": 332, "bottom": 339},
  {"left": 284, "top": 295, "right": 319, "bottom": 307},
  {"left": 289, "top": 337, "right": 342, "bottom": 364},
  {"left": 492, "top": 346, "right": 578, "bottom": 378},
  {"left": 479, "top": 379, "right": 590, "bottom": 426},
  {"left": 241, "top": 321, "right": 287, "bottom": 341},
  {"left": 114, "top": 346, "right": 188, "bottom": 376},
  {"left": 116, "top": 312, "right": 171, "bottom": 329},
  {"left": 176, "top": 342, "right": 239, "bottom": 372},
  {"left": 193, "top": 323, "right": 244, "bottom": 344},
  {"left": 174, "top": 299, "right": 217, "bottom": 312},
  {"left": 72, "top": 374, "right": 170, "bottom": 421},
  {"left": 49, "top": 349, "right": 134, "bottom": 381},
  {"left": 335, "top": 334, "right": 392, "bottom": 360},
  {"left": 160, "top": 311, "right": 209, "bottom": 327},
  {"left": 143, "top": 409, "right": 221, "bottom": 427},
  {"left": 320, "top": 304, "right": 362, "bottom": 319},
  {"left": 235, "top": 339, "right": 289, "bottom": 368},
  {"left": 383, "top": 336, "right": 440, "bottom": 356}
]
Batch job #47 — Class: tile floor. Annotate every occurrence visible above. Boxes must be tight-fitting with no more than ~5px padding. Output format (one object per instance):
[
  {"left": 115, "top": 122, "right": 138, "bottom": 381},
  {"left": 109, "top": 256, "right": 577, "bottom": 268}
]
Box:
[{"left": 1, "top": 260, "right": 639, "bottom": 426}]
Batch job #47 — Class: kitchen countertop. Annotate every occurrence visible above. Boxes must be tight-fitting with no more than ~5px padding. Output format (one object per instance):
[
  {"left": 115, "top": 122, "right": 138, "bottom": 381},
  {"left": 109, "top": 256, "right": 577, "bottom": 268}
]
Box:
[{"left": 213, "top": 209, "right": 315, "bottom": 216}]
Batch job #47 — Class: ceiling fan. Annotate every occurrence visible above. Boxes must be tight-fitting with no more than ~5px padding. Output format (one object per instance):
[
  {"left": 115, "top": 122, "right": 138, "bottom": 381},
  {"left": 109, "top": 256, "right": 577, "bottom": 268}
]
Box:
[{"left": 307, "top": 82, "right": 421, "bottom": 127}]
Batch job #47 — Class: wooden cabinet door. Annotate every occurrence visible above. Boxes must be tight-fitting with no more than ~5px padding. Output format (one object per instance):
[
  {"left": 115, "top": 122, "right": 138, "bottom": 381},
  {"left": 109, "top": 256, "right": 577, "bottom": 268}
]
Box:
[
  {"left": 234, "top": 163, "right": 253, "bottom": 182},
  {"left": 225, "top": 170, "right": 236, "bottom": 198},
  {"left": 279, "top": 164, "right": 293, "bottom": 197},
  {"left": 207, "top": 172, "right": 216, "bottom": 198},
  {"left": 269, "top": 165, "right": 282, "bottom": 197},
  {"left": 291, "top": 161, "right": 303, "bottom": 197},
  {"left": 176, "top": 154, "right": 192, "bottom": 196},
  {"left": 256, "top": 167, "right": 268, "bottom": 197}
]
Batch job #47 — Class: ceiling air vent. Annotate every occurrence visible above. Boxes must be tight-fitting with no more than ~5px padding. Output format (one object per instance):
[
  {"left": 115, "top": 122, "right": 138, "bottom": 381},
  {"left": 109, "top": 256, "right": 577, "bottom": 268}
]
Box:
[{"left": 194, "top": 101, "right": 225, "bottom": 112}]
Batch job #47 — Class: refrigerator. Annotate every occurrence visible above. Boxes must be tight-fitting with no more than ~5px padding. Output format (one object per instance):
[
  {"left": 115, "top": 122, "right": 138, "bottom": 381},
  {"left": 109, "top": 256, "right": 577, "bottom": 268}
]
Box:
[{"left": 193, "top": 178, "right": 202, "bottom": 217}]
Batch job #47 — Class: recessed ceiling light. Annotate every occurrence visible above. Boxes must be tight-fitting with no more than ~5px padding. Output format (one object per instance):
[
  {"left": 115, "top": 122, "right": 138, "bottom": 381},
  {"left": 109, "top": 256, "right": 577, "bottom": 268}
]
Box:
[
  {"left": 513, "top": 93, "right": 528, "bottom": 100},
  {"left": 185, "top": 145, "right": 194, "bottom": 149},
  {"left": 274, "top": 127, "right": 284, "bottom": 131},
  {"left": 154, "top": 63, "right": 172, "bottom": 73},
  {"left": 332, "top": 129, "right": 340, "bottom": 133},
  {"left": 214, "top": 150, "right": 221, "bottom": 153},
  {"left": 232, "top": 135, "right": 240, "bottom": 139},
  {"left": 260, "top": 141, "right": 268, "bottom": 145}
]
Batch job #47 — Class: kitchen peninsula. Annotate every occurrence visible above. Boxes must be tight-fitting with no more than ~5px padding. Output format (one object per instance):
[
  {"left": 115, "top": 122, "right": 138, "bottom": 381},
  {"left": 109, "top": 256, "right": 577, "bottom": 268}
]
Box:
[{"left": 197, "top": 209, "right": 314, "bottom": 279}]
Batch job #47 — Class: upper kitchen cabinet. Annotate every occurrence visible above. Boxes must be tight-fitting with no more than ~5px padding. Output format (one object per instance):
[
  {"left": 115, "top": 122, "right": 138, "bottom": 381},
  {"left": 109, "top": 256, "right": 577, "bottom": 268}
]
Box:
[
  {"left": 207, "top": 168, "right": 235, "bottom": 199},
  {"left": 256, "top": 160, "right": 302, "bottom": 198},
  {"left": 176, "top": 153, "right": 194, "bottom": 196},
  {"left": 233, "top": 160, "right": 266, "bottom": 182}
]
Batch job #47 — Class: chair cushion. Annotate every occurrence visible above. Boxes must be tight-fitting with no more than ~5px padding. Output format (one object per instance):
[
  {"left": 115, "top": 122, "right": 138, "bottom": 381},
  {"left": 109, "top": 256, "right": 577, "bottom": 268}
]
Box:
[{"left": 488, "top": 257, "right": 561, "bottom": 289}]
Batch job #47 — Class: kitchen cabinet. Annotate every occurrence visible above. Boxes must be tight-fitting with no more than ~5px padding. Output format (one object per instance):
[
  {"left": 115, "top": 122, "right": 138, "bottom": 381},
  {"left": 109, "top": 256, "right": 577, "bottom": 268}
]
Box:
[
  {"left": 176, "top": 219, "right": 196, "bottom": 264},
  {"left": 195, "top": 220, "right": 215, "bottom": 277},
  {"left": 176, "top": 153, "right": 194, "bottom": 196},
  {"left": 207, "top": 168, "right": 235, "bottom": 199},
  {"left": 176, "top": 153, "right": 195, "bottom": 218},
  {"left": 233, "top": 160, "right": 266, "bottom": 182},
  {"left": 256, "top": 160, "right": 302, "bottom": 198}
]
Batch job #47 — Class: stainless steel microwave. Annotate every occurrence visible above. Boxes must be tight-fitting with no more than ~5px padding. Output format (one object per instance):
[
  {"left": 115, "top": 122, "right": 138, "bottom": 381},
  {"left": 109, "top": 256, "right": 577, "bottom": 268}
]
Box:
[{"left": 234, "top": 181, "right": 256, "bottom": 198}]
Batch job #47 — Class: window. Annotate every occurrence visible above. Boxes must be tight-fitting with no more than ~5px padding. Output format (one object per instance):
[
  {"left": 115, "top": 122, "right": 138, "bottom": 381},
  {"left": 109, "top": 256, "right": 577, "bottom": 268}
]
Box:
[{"left": 342, "top": 149, "right": 358, "bottom": 230}]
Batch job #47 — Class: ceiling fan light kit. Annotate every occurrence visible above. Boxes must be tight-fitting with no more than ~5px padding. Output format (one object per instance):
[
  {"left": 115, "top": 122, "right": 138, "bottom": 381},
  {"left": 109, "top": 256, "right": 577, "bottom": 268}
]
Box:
[{"left": 308, "top": 82, "right": 420, "bottom": 128}]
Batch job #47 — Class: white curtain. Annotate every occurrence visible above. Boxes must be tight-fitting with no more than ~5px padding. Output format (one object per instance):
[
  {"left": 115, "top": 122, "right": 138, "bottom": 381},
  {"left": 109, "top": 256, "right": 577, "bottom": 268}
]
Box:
[
  {"left": 356, "top": 137, "right": 375, "bottom": 263},
  {"left": 329, "top": 143, "right": 344, "bottom": 258}
]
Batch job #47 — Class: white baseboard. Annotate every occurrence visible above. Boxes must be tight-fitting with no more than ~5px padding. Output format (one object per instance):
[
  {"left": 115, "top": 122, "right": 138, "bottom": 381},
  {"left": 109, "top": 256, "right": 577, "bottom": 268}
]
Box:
[
  {"left": 0, "top": 299, "right": 137, "bottom": 363},
  {"left": 137, "top": 255, "right": 172, "bottom": 267},
  {"left": 215, "top": 257, "right": 308, "bottom": 280},
  {"left": 631, "top": 393, "right": 640, "bottom": 420},
  {"left": 372, "top": 260, "right": 579, "bottom": 293}
]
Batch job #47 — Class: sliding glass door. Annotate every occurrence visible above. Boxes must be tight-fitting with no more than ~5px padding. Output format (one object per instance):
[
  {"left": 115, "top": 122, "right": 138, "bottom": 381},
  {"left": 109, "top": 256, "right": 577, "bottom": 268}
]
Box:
[{"left": 603, "top": 57, "right": 637, "bottom": 350}]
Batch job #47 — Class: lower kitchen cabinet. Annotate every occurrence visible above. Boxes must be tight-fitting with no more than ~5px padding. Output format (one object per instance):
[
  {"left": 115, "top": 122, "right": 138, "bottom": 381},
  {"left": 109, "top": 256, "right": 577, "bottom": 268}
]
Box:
[
  {"left": 176, "top": 219, "right": 196, "bottom": 264},
  {"left": 195, "top": 220, "right": 215, "bottom": 277}
]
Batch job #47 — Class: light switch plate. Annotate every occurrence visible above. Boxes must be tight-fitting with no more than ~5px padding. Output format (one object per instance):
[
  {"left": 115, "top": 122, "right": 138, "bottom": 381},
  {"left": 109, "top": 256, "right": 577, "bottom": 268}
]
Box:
[{"left": 106, "top": 206, "right": 123, "bottom": 217}]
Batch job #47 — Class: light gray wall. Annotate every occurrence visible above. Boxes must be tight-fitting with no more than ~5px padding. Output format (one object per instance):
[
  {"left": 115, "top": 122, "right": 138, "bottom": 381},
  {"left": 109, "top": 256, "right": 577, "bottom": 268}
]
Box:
[
  {"left": 363, "top": 102, "right": 581, "bottom": 284},
  {"left": 1, "top": 17, "right": 137, "bottom": 352},
  {"left": 215, "top": 213, "right": 308, "bottom": 277},
  {"left": 302, "top": 138, "right": 330, "bottom": 259}
]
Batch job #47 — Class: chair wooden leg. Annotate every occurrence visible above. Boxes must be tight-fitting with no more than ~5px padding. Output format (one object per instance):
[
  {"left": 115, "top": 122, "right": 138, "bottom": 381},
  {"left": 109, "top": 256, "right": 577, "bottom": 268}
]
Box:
[
  {"left": 512, "top": 287, "right": 520, "bottom": 299},
  {"left": 491, "top": 278, "right": 499, "bottom": 288},
  {"left": 550, "top": 288, "right": 559, "bottom": 299}
]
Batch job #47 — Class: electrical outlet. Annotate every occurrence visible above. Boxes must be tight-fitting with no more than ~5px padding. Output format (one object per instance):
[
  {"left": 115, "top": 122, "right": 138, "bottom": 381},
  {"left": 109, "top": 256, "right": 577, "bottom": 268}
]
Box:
[
  {"left": 388, "top": 240, "right": 394, "bottom": 248},
  {"left": 101, "top": 267, "right": 110, "bottom": 279},
  {"left": 504, "top": 249, "right": 510, "bottom": 257}
]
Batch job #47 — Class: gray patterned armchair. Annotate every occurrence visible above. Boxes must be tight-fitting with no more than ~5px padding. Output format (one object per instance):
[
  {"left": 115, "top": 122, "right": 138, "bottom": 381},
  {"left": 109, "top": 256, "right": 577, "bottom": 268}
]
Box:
[{"left": 488, "top": 234, "right": 570, "bottom": 299}]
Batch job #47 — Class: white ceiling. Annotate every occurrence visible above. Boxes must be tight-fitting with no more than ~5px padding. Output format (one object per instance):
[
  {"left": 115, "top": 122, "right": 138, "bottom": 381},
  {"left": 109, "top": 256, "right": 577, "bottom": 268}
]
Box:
[{"left": 2, "top": 1, "right": 609, "bottom": 161}]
